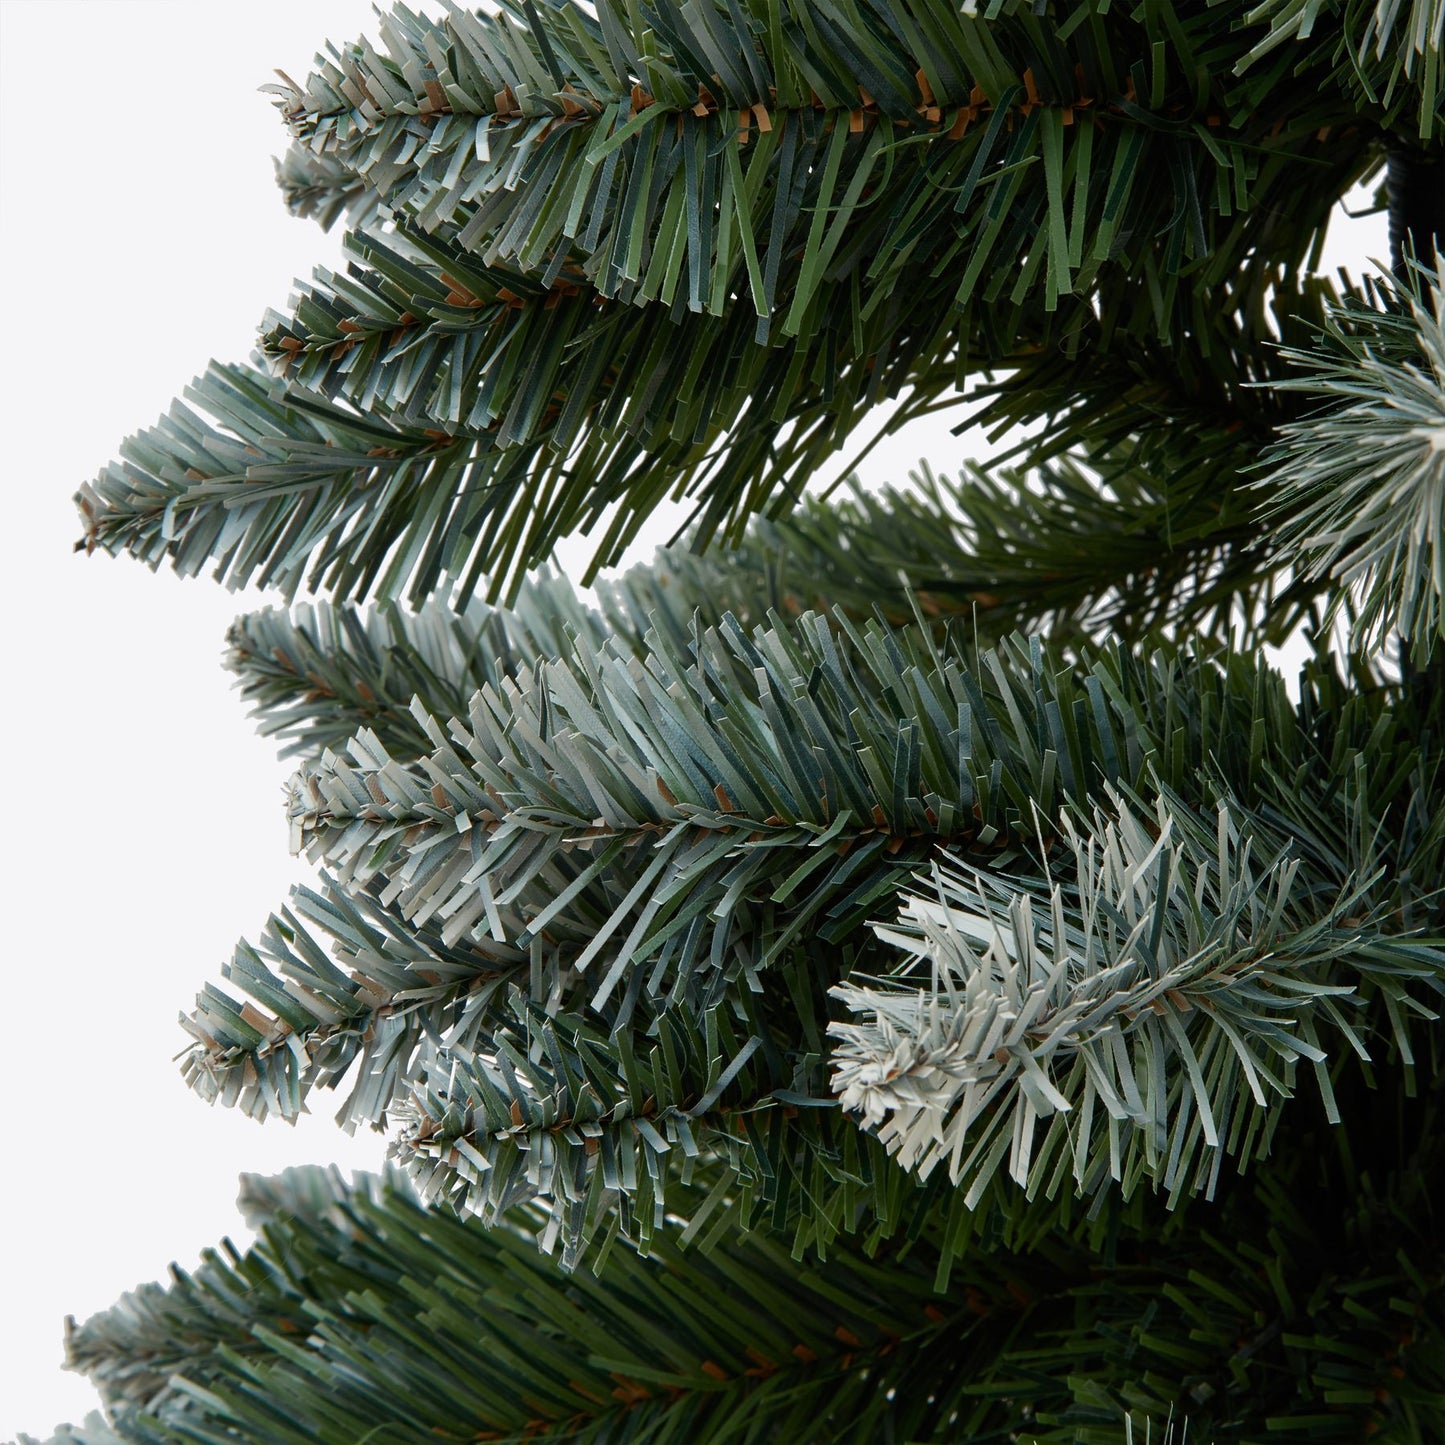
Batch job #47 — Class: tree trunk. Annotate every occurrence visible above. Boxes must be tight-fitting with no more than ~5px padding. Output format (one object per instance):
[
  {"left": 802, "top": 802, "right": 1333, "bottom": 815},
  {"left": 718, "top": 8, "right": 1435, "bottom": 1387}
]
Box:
[{"left": 1386, "top": 146, "right": 1445, "bottom": 278}]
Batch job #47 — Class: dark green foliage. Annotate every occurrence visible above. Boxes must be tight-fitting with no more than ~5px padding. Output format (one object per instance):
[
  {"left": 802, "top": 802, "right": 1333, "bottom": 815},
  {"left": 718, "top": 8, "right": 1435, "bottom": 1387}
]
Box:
[{"left": 53, "top": 1067, "right": 1445, "bottom": 1442}]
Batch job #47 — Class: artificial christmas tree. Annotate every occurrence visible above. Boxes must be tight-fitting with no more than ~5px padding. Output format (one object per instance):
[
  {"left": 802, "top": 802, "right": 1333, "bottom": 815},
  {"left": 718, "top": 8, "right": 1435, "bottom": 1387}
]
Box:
[{"left": 39, "top": 0, "right": 1445, "bottom": 1438}]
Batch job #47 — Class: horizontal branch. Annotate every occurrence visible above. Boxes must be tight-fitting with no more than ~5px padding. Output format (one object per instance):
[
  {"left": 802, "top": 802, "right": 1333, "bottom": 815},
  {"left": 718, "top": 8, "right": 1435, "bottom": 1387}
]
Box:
[
  {"left": 74, "top": 360, "right": 543, "bottom": 604},
  {"left": 55, "top": 1084, "right": 1445, "bottom": 1443},
  {"left": 272, "top": 0, "right": 1380, "bottom": 307},
  {"left": 225, "top": 568, "right": 601, "bottom": 761},
  {"left": 180, "top": 875, "right": 523, "bottom": 1130},
  {"left": 194, "top": 607, "right": 1445, "bottom": 1252},
  {"left": 832, "top": 788, "right": 1445, "bottom": 1210}
]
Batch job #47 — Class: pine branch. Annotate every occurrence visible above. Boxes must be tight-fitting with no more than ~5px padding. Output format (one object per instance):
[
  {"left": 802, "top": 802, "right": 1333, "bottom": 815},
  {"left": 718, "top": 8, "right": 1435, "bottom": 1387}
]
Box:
[
  {"left": 73, "top": 360, "right": 547, "bottom": 604},
  {"left": 197, "top": 599, "right": 1445, "bottom": 1256},
  {"left": 250, "top": 104, "right": 1364, "bottom": 597},
  {"left": 390, "top": 957, "right": 858, "bottom": 1264},
  {"left": 62, "top": 1172, "right": 993, "bottom": 1445},
  {"left": 830, "top": 787, "right": 1445, "bottom": 1211},
  {"left": 53, "top": 1085, "right": 1445, "bottom": 1443},
  {"left": 78, "top": 3, "right": 1385, "bottom": 604},
  {"left": 233, "top": 1159, "right": 368, "bottom": 1228},
  {"left": 271, "top": 0, "right": 1376, "bottom": 312},
  {"left": 221, "top": 369, "right": 1397, "bottom": 785},
  {"left": 619, "top": 455, "right": 1291, "bottom": 651},
  {"left": 252, "top": 218, "right": 1043, "bottom": 602},
  {"left": 282, "top": 609, "right": 1439, "bottom": 1019},
  {"left": 179, "top": 874, "right": 525, "bottom": 1131},
  {"left": 1236, "top": 0, "right": 1443, "bottom": 140},
  {"left": 214, "top": 601, "right": 1445, "bottom": 1097},
  {"left": 77, "top": 280, "right": 1020, "bottom": 605},
  {"left": 181, "top": 870, "right": 1041, "bottom": 1268},
  {"left": 221, "top": 483, "right": 1134, "bottom": 781},
  {"left": 952, "top": 269, "right": 1388, "bottom": 645},
  {"left": 1253, "top": 261, "right": 1445, "bottom": 659},
  {"left": 284, "top": 613, "right": 1329, "bottom": 1026},
  {"left": 225, "top": 568, "right": 600, "bottom": 761},
  {"left": 54, "top": 1172, "right": 399, "bottom": 1422},
  {"left": 272, "top": 147, "right": 379, "bottom": 233},
  {"left": 279, "top": 609, "right": 1003, "bottom": 1016},
  {"left": 1001, "top": 1079, "right": 1445, "bottom": 1438}
]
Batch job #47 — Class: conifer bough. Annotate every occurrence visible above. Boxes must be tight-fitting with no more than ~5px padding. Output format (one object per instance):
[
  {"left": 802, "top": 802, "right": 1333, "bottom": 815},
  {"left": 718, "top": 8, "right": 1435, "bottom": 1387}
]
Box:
[
  {"left": 50, "top": 1, "right": 1445, "bottom": 1441},
  {"left": 79, "top": 0, "right": 1410, "bottom": 604}
]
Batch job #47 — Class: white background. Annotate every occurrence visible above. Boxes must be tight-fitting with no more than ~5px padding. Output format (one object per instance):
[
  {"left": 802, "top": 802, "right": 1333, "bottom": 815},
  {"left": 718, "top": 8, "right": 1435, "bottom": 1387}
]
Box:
[{"left": 0, "top": 3, "right": 1387, "bottom": 1437}]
